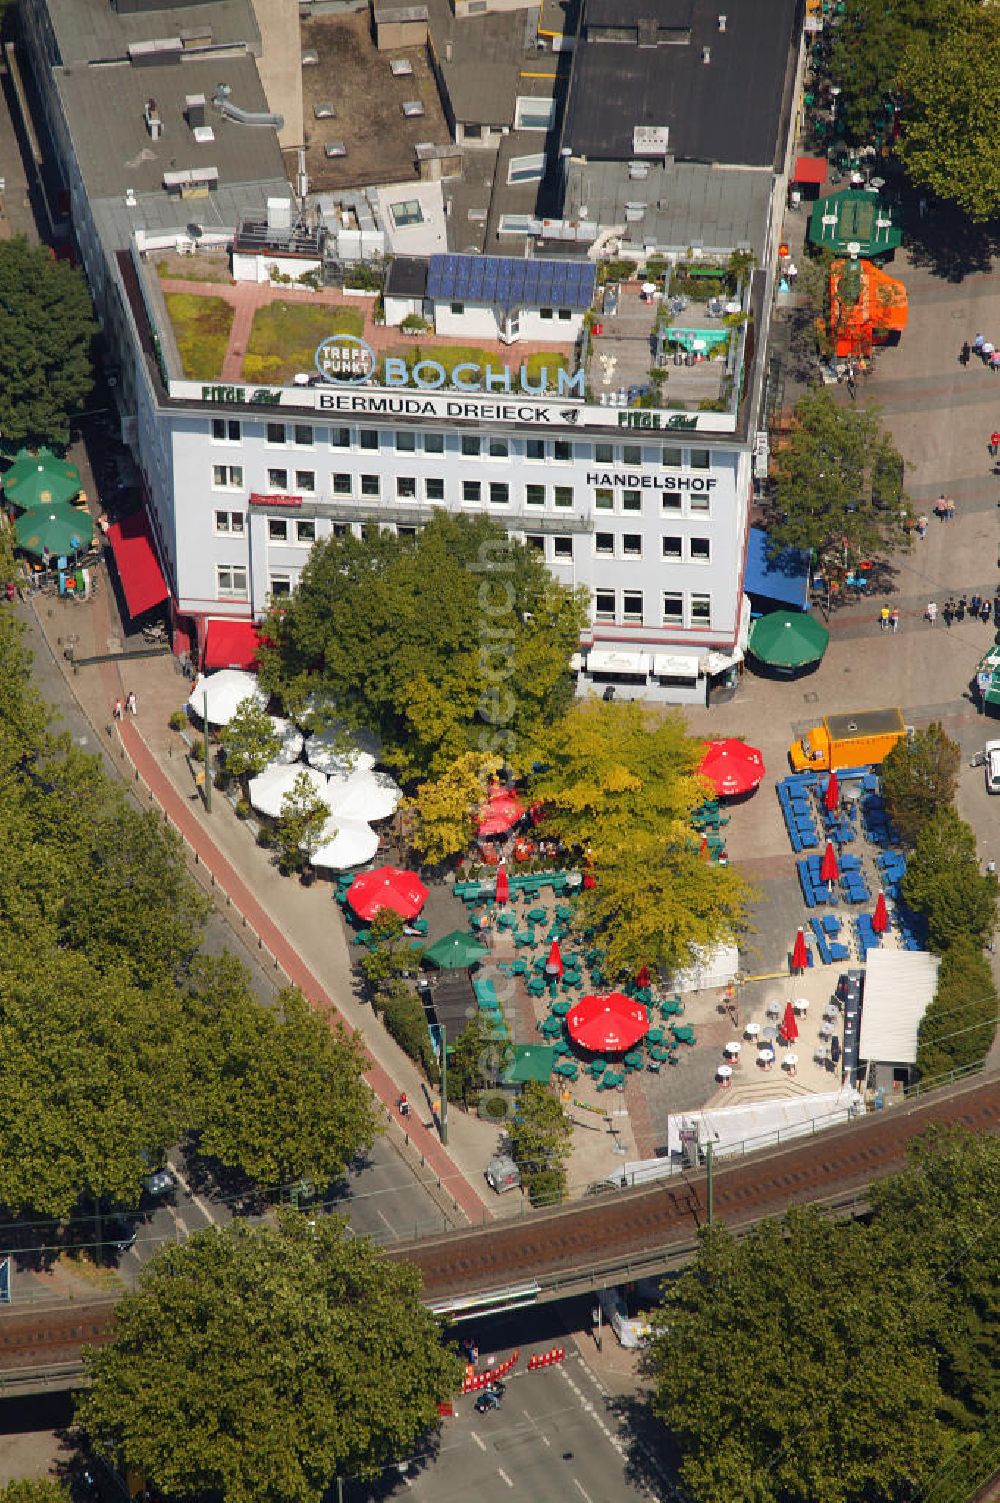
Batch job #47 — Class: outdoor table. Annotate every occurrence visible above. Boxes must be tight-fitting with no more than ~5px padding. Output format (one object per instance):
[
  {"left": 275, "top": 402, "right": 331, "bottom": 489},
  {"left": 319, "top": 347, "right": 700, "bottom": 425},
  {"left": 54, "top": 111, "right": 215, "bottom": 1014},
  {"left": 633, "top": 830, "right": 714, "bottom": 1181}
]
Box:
[
  {"left": 765, "top": 999, "right": 781, "bottom": 1018},
  {"left": 823, "top": 1004, "right": 839, "bottom": 1022},
  {"left": 671, "top": 1026, "right": 695, "bottom": 1045},
  {"left": 528, "top": 907, "right": 548, "bottom": 923},
  {"left": 717, "top": 1064, "right": 733, "bottom": 1086},
  {"left": 724, "top": 1041, "right": 742, "bottom": 1059},
  {"left": 555, "top": 904, "right": 573, "bottom": 921},
  {"left": 744, "top": 1021, "right": 761, "bottom": 1039},
  {"left": 551, "top": 1000, "right": 571, "bottom": 1016},
  {"left": 661, "top": 999, "right": 682, "bottom": 1016},
  {"left": 514, "top": 930, "right": 534, "bottom": 947},
  {"left": 818, "top": 1020, "right": 835, "bottom": 1039},
  {"left": 511, "top": 959, "right": 529, "bottom": 975},
  {"left": 527, "top": 977, "right": 547, "bottom": 997},
  {"left": 782, "top": 1052, "right": 799, "bottom": 1074},
  {"left": 793, "top": 997, "right": 810, "bottom": 1016},
  {"left": 623, "top": 1051, "right": 643, "bottom": 1070},
  {"left": 566, "top": 873, "right": 583, "bottom": 888},
  {"left": 540, "top": 1018, "right": 561, "bottom": 1037},
  {"left": 650, "top": 1045, "right": 671, "bottom": 1062},
  {"left": 646, "top": 1026, "right": 664, "bottom": 1044},
  {"left": 757, "top": 1047, "right": 775, "bottom": 1067}
]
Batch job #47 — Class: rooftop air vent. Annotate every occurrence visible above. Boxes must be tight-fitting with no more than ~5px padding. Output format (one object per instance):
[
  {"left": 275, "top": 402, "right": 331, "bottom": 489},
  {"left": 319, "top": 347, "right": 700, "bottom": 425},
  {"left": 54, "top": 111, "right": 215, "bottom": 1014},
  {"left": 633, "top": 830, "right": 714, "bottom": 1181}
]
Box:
[
  {"left": 633, "top": 125, "right": 669, "bottom": 158},
  {"left": 702, "top": 45, "right": 711, "bottom": 63},
  {"left": 718, "top": 13, "right": 726, "bottom": 30},
  {"left": 143, "top": 98, "right": 162, "bottom": 139}
]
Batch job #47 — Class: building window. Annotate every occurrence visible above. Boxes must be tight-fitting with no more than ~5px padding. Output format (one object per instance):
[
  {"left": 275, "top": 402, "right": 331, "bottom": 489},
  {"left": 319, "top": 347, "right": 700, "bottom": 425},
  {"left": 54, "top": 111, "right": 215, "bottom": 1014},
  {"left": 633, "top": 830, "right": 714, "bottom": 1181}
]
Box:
[
  {"left": 267, "top": 468, "right": 288, "bottom": 491},
  {"left": 396, "top": 430, "right": 417, "bottom": 452},
  {"left": 540, "top": 307, "right": 553, "bottom": 321},
  {"left": 211, "top": 418, "right": 240, "bottom": 443},
  {"left": 554, "top": 486, "right": 573, "bottom": 508},
  {"left": 526, "top": 484, "right": 545, "bottom": 506},
  {"left": 623, "top": 533, "right": 642, "bottom": 557},
  {"left": 214, "top": 509, "right": 244, "bottom": 535},
  {"left": 450, "top": 301, "right": 465, "bottom": 315},
  {"left": 490, "top": 481, "right": 509, "bottom": 505},
  {"left": 595, "top": 589, "right": 616, "bottom": 622},
  {"left": 553, "top": 440, "right": 572, "bottom": 462},
  {"left": 508, "top": 152, "right": 546, "bottom": 184},
  {"left": 622, "top": 444, "right": 642, "bottom": 466},
  {"left": 526, "top": 438, "right": 545, "bottom": 461},
  {"left": 662, "top": 492, "right": 682, "bottom": 512},
  {"left": 390, "top": 198, "right": 424, "bottom": 228},
  {"left": 622, "top": 590, "right": 643, "bottom": 622},
  {"left": 295, "top": 519, "right": 316, "bottom": 544},
  {"left": 662, "top": 592, "right": 683, "bottom": 624},
  {"left": 498, "top": 214, "right": 534, "bottom": 236},
  {"left": 558, "top": 308, "right": 572, "bottom": 321},
  {"left": 691, "top": 593, "right": 712, "bottom": 626},
  {"left": 425, "top": 477, "right": 445, "bottom": 500},
  {"left": 461, "top": 435, "right": 481, "bottom": 457},
  {"left": 525, "top": 533, "right": 545, "bottom": 552},
  {"left": 330, "top": 426, "right": 351, "bottom": 448},
  {"left": 595, "top": 487, "right": 613, "bottom": 510},
  {"left": 332, "top": 473, "right": 352, "bottom": 495},
  {"left": 595, "top": 532, "right": 614, "bottom": 555},
  {"left": 690, "top": 448, "right": 711, "bottom": 470},
  {"left": 661, "top": 446, "right": 683, "bottom": 468},
  {"left": 269, "top": 572, "right": 292, "bottom": 597},
  {"left": 360, "top": 474, "right": 379, "bottom": 497},
  {"left": 294, "top": 424, "right": 313, "bottom": 447},
  {"left": 553, "top": 536, "right": 573, "bottom": 559},
  {"left": 662, "top": 535, "right": 682, "bottom": 559},
  {"left": 514, "top": 95, "right": 556, "bottom": 131},
  {"left": 690, "top": 537, "right": 711, "bottom": 562},
  {"left": 595, "top": 442, "right": 614, "bottom": 464},
  {"left": 622, "top": 490, "right": 641, "bottom": 512},
  {"left": 212, "top": 464, "right": 243, "bottom": 489},
  {"left": 690, "top": 491, "right": 711, "bottom": 513},
  {"left": 488, "top": 436, "right": 509, "bottom": 458},
  {"left": 397, "top": 476, "right": 417, "bottom": 499},
  {"left": 217, "top": 564, "right": 248, "bottom": 598},
  {"left": 266, "top": 422, "right": 286, "bottom": 445},
  {"left": 268, "top": 517, "right": 289, "bottom": 542},
  {"left": 295, "top": 470, "right": 315, "bottom": 493},
  {"left": 359, "top": 429, "right": 379, "bottom": 450},
  {"left": 398, "top": 524, "right": 418, "bottom": 538},
  {"left": 463, "top": 480, "right": 482, "bottom": 504},
  {"left": 332, "top": 523, "right": 350, "bottom": 539},
  {"left": 424, "top": 432, "right": 445, "bottom": 454}
]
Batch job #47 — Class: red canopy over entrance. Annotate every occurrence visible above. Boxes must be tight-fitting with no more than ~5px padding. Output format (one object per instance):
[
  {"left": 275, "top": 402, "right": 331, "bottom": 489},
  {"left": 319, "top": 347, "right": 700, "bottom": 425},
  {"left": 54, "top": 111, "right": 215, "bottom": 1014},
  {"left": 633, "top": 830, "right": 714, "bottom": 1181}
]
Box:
[
  {"left": 567, "top": 993, "right": 649, "bottom": 1053},
  {"left": 204, "top": 618, "right": 262, "bottom": 670},
  {"left": 793, "top": 155, "right": 828, "bottom": 185},
  {"left": 347, "top": 866, "right": 429, "bottom": 922},
  {"left": 477, "top": 787, "right": 526, "bottom": 837},
  {"left": 106, "top": 509, "right": 169, "bottom": 619}
]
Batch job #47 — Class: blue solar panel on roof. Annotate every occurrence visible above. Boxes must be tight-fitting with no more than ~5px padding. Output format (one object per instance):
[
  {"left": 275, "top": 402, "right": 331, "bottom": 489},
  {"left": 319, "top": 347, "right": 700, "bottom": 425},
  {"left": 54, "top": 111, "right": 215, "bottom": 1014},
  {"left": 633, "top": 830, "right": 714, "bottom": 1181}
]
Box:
[{"left": 426, "top": 254, "right": 597, "bottom": 309}]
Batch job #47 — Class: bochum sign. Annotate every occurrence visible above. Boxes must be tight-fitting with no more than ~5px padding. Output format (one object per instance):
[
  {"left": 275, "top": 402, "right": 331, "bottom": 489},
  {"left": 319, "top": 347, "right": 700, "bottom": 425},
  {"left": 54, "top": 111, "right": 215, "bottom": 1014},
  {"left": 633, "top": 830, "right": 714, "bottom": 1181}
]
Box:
[{"left": 315, "top": 333, "right": 585, "bottom": 398}]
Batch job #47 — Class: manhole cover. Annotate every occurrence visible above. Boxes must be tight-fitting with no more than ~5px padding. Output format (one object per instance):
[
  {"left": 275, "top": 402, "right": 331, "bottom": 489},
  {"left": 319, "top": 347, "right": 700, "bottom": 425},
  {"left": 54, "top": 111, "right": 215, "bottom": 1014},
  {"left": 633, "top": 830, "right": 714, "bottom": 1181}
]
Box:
[{"left": 802, "top": 690, "right": 818, "bottom": 703}]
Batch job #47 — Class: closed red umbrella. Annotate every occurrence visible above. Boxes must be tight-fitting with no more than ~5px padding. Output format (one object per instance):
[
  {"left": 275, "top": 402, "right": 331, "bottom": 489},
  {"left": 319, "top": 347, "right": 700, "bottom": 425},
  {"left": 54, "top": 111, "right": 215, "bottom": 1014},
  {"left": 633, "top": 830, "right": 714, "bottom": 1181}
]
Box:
[
  {"left": 820, "top": 841, "right": 839, "bottom": 886},
  {"left": 567, "top": 993, "right": 649, "bottom": 1053},
  {"left": 699, "top": 834, "right": 710, "bottom": 860},
  {"left": 698, "top": 738, "right": 766, "bottom": 798},
  {"left": 636, "top": 964, "right": 650, "bottom": 989},
  {"left": 545, "top": 940, "right": 564, "bottom": 978},
  {"left": 791, "top": 927, "right": 809, "bottom": 973},
  {"left": 872, "top": 890, "right": 888, "bottom": 935},
  {"left": 347, "top": 866, "right": 429, "bottom": 922},
  {"left": 781, "top": 1002, "right": 799, "bottom": 1044},
  {"left": 495, "top": 864, "right": 509, "bottom": 904},
  {"left": 824, "top": 771, "right": 839, "bottom": 812}
]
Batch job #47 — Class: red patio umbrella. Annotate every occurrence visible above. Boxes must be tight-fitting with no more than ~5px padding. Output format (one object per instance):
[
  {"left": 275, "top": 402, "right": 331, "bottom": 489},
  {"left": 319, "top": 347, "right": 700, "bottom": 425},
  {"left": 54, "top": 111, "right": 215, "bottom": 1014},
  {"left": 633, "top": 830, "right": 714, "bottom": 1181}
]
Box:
[
  {"left": 780, "top": 1002, "right": 799, "bottom": 1044},
  {"left": 819, "top": 841, "right": 840, "bottom": 886},
  {"left": 347, "top": 866, "right": 428, "bottom": 922},
  {"left": 477, "top": 786, "right": 525, "bottom": 837},
  {"left": 699, "top": 834, "right": 710, "bottom": 860},
  {"left": 824, "top": 771, "right": 840, "bottom": 812},
  {"left": 698, "top": 739, "right": 765, "bottom": 798},
  {"left": 872, "top": 890, "right": 888, "bottom": 935},
  {"left": 636, "top": 964, "right": 650, "bottom": 989},
  {"left": 495, "top": 864, "right": 509, "bottom": 905},
  {"left": 567, "top": 993, "right": 649, "bottom": 1053},
  {"left": 791, "top": 927, "right": 809, "bottom": 973},
  {"left": 545, "top": 940, "right": 564, "bottom": 978}
]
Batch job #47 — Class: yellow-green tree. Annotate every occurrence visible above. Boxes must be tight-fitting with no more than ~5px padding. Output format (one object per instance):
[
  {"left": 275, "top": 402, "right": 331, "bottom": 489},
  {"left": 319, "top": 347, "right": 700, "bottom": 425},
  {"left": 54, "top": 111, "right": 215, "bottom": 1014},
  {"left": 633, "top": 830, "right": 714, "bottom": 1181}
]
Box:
[{"left": 406, "top": 751, "right": 500, "bottom": 865}]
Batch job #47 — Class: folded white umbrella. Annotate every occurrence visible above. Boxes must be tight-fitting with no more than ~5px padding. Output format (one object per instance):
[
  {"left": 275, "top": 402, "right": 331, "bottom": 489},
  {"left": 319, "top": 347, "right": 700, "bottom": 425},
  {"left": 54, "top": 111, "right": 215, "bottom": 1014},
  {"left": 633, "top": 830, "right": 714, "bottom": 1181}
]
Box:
[
  {"left": 188, "top": 671, "right": 266, "bottom": 728},
  {"left": 248, "top": 763, "right": 329, "bottom": 819},
  {"left": 327, "top": 769, "right": 401, "bottom": 823},
  {"left": 305, "top": 721, "right": 382, "bottom": 776},
  {"left": 269, "top": 716, "right": 304, "bottom": 766},
  {"left": 310, "top": 818, "right": 379, "bottom": 870}
]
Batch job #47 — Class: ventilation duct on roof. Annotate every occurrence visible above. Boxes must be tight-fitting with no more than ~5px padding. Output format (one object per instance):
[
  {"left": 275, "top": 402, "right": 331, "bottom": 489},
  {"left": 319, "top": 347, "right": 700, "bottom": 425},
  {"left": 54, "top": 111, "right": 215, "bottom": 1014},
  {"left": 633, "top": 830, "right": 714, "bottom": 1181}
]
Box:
[{"left": 212, "top": 87, "right": 284, "bottom": 129}]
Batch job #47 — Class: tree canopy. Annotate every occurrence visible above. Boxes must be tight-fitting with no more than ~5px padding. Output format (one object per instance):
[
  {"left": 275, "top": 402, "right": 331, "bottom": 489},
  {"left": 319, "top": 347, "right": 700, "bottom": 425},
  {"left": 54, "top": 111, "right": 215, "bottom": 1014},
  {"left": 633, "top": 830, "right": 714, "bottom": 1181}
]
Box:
[
  {"left": 916, "top": 939, "right": 998, "bottom": 1081},
  {"left": 880, "top": 721, "right": 960, "bottom": 847},
  {"left": 257, "top": 513, "right": 588, "bottom": 782},
  {"left": 507, "top": 1080, "right": 572, "bottom": 1206},
  {"left": 764, "top": 389, "right": 910, "bottom": 578},
  {"left": 277, "top": 770, "right": 330, "bottom": 869},
  {"left": 0, "top": 1484, "right": 72, "bottom": 1503},
  {"left": 76, "top": 1214, "right": 463, "bottom": 1503},
  {"left": 0, "top": 238, "right": 96, "bottom": 446},
  {"left": 901, "top": 807, "right": 998, "bottom": 952},
  {"left": 219, "top": 697, "right": 281, "bottom": 778},
  {"left": 406, "top": 751, "right": 500, "bottom": 865}
]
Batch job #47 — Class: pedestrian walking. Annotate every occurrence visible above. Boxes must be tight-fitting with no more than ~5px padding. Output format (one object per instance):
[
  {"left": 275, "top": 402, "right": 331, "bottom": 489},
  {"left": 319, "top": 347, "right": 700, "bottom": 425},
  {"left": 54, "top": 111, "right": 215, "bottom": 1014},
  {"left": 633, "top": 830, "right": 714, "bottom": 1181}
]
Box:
[
  {"left": 972, "top": 593, "right": 982, "bottom": 617},
  {"left": 990, "top": 433, "right": 1000, "bottom": 458},
  {"left": 889, "top": 608, "right": 899, "bottom": 633},
  {"left": 125, "top": 690, "right": 138, "bottom": 715},
  {"left": 879, "top": 604, "right": 890, "bottom": 631},
  {"left": 926, "top": 601, "right": 938, "bottom": 625},
  {"left": 960, "top": 340, "right": 971, "bottom": 366},
  {"left": 984, "top": 340, "right": 996, "bottom": 363},
  {"left": 991, "top": 351, "right": 1000, "bottom": 372},
  {"left": 935, "top": 494, "right": 948, "bottom": 520},
  {"left": 957, "top": 595, "right": 968, "bottom": 621},
  {"left": 982, "top": 598, "right": 992, "bottom": 623},
  {"left": 943, "top": 599, "right": 954, "bottom": 627},
  {"left": 974, "top": 332, "right": 986, "bottom": 354},
  {"left": 946, "top": 497, "right": 956, "bottom": 521},
  {"left": 916, "top": 515, "right": 928, "bottom": 540},
  {"left": 112, "top": 698, "right": 123, "bottom": 720},
  {"left": 846, "top": 369, "right": 857, "bottom": 399}
]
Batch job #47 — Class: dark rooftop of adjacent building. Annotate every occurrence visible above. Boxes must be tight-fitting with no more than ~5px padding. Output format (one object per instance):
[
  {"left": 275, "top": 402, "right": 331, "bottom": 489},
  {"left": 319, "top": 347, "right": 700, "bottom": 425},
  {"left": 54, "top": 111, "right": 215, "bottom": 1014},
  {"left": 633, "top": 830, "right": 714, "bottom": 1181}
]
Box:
[
  {"left": 562, "top": 0, "right": 799, "bottom": 167},
  {"left": 385, "top": 255, "right": 429, "bottom": 297},
  {"left": 39, "top": 0, "right": 260, "bottom": 65}
]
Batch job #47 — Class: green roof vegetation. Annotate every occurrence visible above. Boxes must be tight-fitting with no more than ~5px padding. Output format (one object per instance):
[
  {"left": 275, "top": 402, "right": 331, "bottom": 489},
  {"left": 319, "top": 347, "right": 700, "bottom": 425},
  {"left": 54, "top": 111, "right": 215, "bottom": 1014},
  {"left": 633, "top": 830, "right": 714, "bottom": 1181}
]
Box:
[
  {"left": 243, "top": 301, "right": 365, "bottom": 384},
  {"left": 163, "top": 293, "right": 234, "bottom": 381}
]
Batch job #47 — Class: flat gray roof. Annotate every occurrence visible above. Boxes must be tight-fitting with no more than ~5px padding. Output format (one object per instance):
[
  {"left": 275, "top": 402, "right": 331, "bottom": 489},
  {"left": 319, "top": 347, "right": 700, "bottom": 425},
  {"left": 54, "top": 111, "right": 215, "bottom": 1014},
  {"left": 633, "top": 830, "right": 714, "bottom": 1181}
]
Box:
[
  {"left": 425, "top": 0, "right": 555, "bottom": 126},
  {"left": 55, "top": 53, "right": 286, "bottom": 201},
  {"left": 563, "top": 159, "right": 773, "bottom": 257},
  {"left": 826, "top": 708, "right": 906, "bottom": 741},
  {"left": 44, "top": 0, "right": 260, "bottom": 64}
]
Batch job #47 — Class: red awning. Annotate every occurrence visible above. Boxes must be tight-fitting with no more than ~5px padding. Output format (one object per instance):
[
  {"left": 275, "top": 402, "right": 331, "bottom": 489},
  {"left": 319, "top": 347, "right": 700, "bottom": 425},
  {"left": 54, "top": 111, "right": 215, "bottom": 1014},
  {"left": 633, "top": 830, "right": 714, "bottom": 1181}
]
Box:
[
  {"left": 204, "top": 618, "right": 262, "bottom": 670},
  {"left": 793, "top": 155, "right": 828, "bottom": 185},
  {"left": 106, "top": 510, "right": 169, "bottom": 619}
]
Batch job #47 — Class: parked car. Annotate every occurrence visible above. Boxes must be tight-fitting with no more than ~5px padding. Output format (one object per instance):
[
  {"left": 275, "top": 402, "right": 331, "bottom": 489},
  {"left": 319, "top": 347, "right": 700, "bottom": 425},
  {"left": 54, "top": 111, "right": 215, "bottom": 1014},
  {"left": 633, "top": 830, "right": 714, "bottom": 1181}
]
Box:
[
  {"left": 984, "top": 740, "right": 1000, "bottom": 794},
  {"left": 143, "top": 1167, "right": 176, "bottom": 1200}
]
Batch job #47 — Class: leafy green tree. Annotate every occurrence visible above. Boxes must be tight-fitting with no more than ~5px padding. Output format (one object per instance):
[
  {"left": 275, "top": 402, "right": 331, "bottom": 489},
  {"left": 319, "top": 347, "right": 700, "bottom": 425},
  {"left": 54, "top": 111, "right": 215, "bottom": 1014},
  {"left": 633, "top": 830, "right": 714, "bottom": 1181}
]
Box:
[
  {"left": 880, "top": 721, "right": 960, "bottom": 847},
  {"left": 448, "top": 1013, "right": 511, "bottom": 1108},
  {"left": 76, "top": 1214, "right": 463, "bottom": 1503},
  {"left": 187, "top": 957, "right": 378, "bottom": 1191},
  {"left": 507, "top": 1081, "right": 572, "bottom": 1206},
  {"left": 278, "top": 770, "right": 330, "bottom": 869},
  {"left": 650, "top": 1210, "right": 947, "bottom": 1503},
  {"left": 901, "top": 808, "right": 998, "bottom": 951},
  {"left": 0, "top": 1483, "right": 71, "bottom": 1503},
  {"left": 0, "top": 238, "right": 96, "bottom": 446},
  {"left": 358, "top": 909, "right": 423, "bottom": 993},
  {"left": 764, "top": 388, "right": 910, "bottom": 581},
  {"left": 219, "top": 696, "right": 281, "bottom": 778},
  {"left": 258, "top": 512, "right": 588, "bottom": 781},
  {"left": 407, "top": 751, "right": 500, "bottom": 864},
  {"left": 375, "top": 979, "right": 439, "bottom": 1082},
  {"left": 916, "top": 940, "right": 998, "bottom": 1080},
  {"left": 896, "top": 11, "right": 1000, "bottom": 222}
]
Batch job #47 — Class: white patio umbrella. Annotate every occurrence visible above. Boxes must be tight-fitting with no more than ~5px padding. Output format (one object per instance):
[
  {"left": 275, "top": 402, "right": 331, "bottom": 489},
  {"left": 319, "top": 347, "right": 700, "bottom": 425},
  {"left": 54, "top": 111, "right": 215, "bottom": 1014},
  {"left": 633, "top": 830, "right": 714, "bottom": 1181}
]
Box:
[
  {"left": 305, "top": 721, "right": 382, "bottom": 776},
  {"left": 327, "top": 769, "right": 402, "bottom": 823},
  {"left": 248, "top": 763, "right": 329, "bottom": 819},
  {"left": 188, "top": 671, "right": 266, "bottom": 728},
  {"left": 310, "top": 818, "right": 379, "bottom": 870},
  {"left": 269, "top": 716, "right": 304, "bottom": 766}
]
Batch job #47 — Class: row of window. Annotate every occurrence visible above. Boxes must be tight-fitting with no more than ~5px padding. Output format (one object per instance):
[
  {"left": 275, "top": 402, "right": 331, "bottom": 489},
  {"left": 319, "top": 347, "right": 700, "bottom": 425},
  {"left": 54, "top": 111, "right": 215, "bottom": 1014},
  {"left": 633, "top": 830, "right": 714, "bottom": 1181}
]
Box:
[
  {"left": 595, "top": 589, "right": 713, "bottom": 629},
  {"left": 595, "top": 533, "right": 711, "bottom": 562},
  {"left": 210, "top": 419, "right": 715, "bottom": 470}
]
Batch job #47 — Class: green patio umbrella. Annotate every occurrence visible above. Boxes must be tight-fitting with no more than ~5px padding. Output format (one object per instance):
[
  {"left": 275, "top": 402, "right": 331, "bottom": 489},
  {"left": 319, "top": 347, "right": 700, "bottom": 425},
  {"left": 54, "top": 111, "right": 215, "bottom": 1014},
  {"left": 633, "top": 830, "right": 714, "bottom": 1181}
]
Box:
[
  {"left": 3, "top": 448, "right": 81, "bottom": 510},
  {"left": 749, "top": 610, "right": 830, "bottom": 669},
  {"left": 14, "top": 501, "right": 92, "bottom": 560},
  {"left": 422, "top": 930, "right": 490, "bottom": 969}
]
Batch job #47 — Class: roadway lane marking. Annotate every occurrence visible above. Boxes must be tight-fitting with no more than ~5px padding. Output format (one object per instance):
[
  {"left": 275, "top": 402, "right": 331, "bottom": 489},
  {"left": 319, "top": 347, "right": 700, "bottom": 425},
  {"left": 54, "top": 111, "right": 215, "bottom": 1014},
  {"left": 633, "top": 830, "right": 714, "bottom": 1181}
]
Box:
[
  {"left": 170, "top": 1211, "right": 189, "bottom": 1238},
  {"left": 520, "top": 1408, "right": 551, "bottom": 1446},
  {"left": 167, "top": 1158, "right": 220, "bottom": 1226},
  {"left": 496, "top": 1468, "right": 513, "bottom": 1489},
  {"left": 573, "top": 1481, "right": 594, "bottom": 1503},
  {"left": 470, "top": 1430, "right": 487, "bottom": 1453},
  {"left": 559, "top": 1367, "right": 626, "bottom": 1461}
]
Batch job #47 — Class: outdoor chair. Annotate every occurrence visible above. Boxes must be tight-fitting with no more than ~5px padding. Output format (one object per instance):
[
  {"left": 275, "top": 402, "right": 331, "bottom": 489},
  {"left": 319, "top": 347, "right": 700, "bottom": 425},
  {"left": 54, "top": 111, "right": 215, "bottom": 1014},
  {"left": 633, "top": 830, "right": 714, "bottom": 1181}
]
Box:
[
  {"left": 552, "top": 1038, "right": 572, "bottom": 1057},
  {"left": 510, "top": 959, "right": 529, "bottom": 976},
  {"left": 514, "top": 930, "right": 535, "bottom": 947},
  {"left": 527, "top": 977, "right": 547, "bottom": 997}
]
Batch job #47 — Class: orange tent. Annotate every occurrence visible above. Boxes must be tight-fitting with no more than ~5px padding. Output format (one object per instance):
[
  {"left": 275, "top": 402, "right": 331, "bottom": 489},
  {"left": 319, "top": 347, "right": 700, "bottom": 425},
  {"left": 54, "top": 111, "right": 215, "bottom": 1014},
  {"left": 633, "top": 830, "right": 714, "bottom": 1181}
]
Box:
[{"left": 828, "top": 258, "right": 907, "bottom": 358}]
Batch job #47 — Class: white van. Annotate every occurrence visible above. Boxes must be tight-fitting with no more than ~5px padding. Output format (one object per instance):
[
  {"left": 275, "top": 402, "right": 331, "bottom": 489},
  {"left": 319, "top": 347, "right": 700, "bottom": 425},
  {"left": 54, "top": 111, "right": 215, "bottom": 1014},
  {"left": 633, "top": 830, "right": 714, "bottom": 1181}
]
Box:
[{"left": 485, "top": 1154, "right": 521, "bottom": 1194}]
